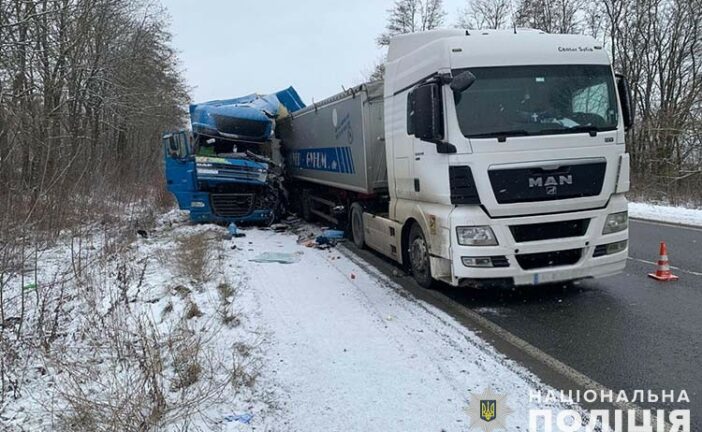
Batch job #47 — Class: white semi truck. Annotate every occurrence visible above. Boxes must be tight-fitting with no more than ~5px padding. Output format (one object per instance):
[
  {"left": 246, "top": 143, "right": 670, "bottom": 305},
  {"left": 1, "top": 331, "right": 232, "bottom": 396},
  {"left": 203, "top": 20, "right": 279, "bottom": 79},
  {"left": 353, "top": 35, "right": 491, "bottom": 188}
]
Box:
[{"left": 279, "top": 29, "right": 633, "bottom": 288}]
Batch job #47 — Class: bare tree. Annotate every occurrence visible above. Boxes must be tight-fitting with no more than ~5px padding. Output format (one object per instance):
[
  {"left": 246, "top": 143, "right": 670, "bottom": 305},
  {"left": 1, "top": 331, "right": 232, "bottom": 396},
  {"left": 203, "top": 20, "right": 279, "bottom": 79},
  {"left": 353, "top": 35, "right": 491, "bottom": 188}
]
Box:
[
  {"left": 456, "top": 0, "right": 513, "bottom": 30},
  {"left": 0, "top": 0, "right": 190, "bottom": 405},
  {"left": 377, "top": 0, "right": 447, "bottom": 46},
  {"left": 370, "top": 0, "right": 447, "bottom": 80},
  {"left": 0, "top": 0, "right": 189, "bottom": 239},
  {"left": 602, "top": 0, "right": 702, "bottom": 201},
  {"left": 514, "top": 0, "right": 586, "bottom": 33}
]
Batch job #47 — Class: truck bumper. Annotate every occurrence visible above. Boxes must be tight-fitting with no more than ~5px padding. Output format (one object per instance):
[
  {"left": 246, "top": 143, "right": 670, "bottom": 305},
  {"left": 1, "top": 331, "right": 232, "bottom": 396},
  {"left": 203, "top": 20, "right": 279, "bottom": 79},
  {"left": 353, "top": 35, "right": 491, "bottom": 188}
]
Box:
[
  {"left": 189, "top": 209, "right": 274, "bottom": 224},
  {"left": 447, "top": 194, "right": 628, "bottom": 286},
  {"left": 186, "top": 192, "right": 274, "bottom": 224}
]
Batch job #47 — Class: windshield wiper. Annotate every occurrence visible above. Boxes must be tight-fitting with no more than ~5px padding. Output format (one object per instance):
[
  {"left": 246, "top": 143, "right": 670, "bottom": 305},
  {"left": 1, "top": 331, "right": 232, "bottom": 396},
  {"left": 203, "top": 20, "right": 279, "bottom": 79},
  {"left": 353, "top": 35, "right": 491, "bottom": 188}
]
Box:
[
  {"left": 540, "top": 125, "right": 601, "bottom": 137},
  {"left": 469, "top": 129, "right": 530, "bottom": 142}
]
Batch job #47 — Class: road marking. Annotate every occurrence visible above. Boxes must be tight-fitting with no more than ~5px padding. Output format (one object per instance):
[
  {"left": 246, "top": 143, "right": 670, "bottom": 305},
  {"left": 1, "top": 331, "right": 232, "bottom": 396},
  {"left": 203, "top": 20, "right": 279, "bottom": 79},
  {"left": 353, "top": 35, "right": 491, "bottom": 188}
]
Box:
[
  {"left": 338, "top": 244, "right": 671, "bottom": 430},
  {"left": 628, "top": 256, "right": 702, "bottom": 276},
  {"left": 630, "top": 217, "right": 702, "bottom": 232}
]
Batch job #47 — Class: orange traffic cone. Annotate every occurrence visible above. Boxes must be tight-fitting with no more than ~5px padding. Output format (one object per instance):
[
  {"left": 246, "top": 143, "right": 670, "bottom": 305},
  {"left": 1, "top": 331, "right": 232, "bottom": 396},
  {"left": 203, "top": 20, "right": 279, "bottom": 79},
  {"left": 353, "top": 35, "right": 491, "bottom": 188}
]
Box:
[{"left": 648, "top": 241, "right": 679, "bottom": 281}]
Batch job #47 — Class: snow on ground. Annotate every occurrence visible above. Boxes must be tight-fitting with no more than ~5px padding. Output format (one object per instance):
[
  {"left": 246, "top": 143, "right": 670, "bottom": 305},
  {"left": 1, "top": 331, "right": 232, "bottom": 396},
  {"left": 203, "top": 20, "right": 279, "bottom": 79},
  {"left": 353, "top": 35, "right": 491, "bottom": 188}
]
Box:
[
  {"left": 233, "top": 224, "right": 581, "bottom": 431},
  {"left": 629, "top": 201, "right": 702, "bottom": 227},
  {"left": 2, "top": 211, "right": 592, "bottom": 431},
  {"left": 1, "top": 212, "right": 275, "bottom": 431}
]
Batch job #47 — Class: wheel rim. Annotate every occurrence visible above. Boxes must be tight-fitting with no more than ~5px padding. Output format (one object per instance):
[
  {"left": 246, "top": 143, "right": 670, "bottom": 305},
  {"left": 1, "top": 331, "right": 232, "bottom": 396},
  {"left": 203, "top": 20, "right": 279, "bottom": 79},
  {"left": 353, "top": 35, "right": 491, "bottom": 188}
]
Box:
[{"left": 410, "top": 236, "right": 428, "bottom": 276}]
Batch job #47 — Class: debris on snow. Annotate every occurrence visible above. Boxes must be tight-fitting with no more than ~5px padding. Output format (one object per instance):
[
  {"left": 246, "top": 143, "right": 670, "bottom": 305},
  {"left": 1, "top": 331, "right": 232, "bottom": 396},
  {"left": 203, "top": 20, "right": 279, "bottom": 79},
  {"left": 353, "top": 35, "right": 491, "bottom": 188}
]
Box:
[
  {"left": 249, "top": 251, "right": 302, "bottom": 264},
  {"left": 270, "top": 223, "right": 290, "bottom": 232},
  {"left": 227, "top": 222, "right": 246, "bottom": 238},
  {"left": 223, "top": 412, "right": 254, "bottom": 424},
  {"left": 321, "top": 229, "right": 345, "bottom": 239}
]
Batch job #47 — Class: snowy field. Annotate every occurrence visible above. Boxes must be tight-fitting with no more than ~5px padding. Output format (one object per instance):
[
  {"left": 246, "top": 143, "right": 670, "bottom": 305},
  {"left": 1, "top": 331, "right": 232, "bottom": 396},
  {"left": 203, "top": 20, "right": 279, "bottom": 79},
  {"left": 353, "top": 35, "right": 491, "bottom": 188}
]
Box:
[
  {"left": 629, "top": 201, "right": 702, "bottom": 227},
  {"left": 0, "top": 210, "right": 592, "bottom": 431}
]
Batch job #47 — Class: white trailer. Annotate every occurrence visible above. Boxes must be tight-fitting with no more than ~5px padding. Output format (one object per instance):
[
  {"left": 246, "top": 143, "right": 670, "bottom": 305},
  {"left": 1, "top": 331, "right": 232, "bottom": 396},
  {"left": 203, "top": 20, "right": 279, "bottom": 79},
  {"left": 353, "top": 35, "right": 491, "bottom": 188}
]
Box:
[{"left": 280, "top": 29, "right": 633, "bottom": 288}]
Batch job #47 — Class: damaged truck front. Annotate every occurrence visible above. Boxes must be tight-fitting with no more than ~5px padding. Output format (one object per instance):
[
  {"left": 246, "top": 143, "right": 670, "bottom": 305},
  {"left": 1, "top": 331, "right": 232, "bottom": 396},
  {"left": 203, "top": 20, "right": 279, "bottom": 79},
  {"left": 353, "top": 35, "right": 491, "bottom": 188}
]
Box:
[{"left": 164, "top": 87, "right": 305, "bottom": 224}]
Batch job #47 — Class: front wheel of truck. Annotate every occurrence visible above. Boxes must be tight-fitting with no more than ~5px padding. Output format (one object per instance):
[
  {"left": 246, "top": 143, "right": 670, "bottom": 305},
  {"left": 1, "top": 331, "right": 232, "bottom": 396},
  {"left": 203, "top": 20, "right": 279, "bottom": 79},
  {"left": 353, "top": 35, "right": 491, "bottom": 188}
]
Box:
[{"left": 408, "top": 223, "right": 433, "bottom": 288}]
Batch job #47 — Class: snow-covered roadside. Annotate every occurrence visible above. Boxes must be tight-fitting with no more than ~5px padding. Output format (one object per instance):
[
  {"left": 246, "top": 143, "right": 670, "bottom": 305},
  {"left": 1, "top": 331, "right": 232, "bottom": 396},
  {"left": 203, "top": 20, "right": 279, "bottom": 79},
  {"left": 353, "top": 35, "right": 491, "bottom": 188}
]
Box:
[
  {"left": 234, "top": 225, "right": 583, "bottom": 431},
  {"left": 629, "top": 202, "right": 702, "bottom": 227},
  {"left": 0, "top": 211, "right": 276, "bottom": 431},
  {"left": 2, "top": 211, "right": 594, "bottom": 431}
]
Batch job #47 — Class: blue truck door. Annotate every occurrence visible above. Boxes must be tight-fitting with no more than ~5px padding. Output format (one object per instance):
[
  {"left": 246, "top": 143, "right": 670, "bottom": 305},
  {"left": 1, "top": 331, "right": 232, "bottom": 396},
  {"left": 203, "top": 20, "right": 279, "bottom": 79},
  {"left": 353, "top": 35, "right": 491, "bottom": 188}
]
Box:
[{"left": 163, "top": 131, "right": 196, "bottom": 209}]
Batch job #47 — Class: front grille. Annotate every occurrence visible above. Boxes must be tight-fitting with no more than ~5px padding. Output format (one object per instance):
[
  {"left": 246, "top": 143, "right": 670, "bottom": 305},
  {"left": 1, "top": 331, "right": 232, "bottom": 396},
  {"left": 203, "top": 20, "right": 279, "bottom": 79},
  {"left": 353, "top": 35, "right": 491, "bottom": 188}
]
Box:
[
  {"left": 210, "top": 193, "right": 254, "bottom": 217},
  {"left": 205, "top": 164, "right": 265, "bottom": 182},
  {"left": 510, "top": 219, "right": 590, "bottom": 242},
  {"left": 212, "top": 115, "right": 269, "bottom": 140},
  {"left": 488, "top": 161, "right": 606, "bottom": 204},
  {"left": 516, "top": 248, "right": 582, "bottom": 270},
  {"left": 491, "top": 256, "right": 510, "bottom": 267}
]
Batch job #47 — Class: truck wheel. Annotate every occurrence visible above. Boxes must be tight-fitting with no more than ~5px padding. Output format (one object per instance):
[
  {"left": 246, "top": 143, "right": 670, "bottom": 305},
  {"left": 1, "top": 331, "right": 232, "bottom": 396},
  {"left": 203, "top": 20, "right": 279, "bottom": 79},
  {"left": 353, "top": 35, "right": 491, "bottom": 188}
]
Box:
[
  {"left": 408, "top": 223, "right": 433, "bottom": 288},
  {"left": 350, "top": 203, "right": 365, "bottom": 248}
]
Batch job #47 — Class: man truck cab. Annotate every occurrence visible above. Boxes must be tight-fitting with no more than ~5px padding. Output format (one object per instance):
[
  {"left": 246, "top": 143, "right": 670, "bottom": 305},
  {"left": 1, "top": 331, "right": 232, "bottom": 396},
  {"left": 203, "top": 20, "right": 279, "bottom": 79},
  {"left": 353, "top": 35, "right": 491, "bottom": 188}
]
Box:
[{"left": 384, "top": 29, "right": 633, "bottom": 287}]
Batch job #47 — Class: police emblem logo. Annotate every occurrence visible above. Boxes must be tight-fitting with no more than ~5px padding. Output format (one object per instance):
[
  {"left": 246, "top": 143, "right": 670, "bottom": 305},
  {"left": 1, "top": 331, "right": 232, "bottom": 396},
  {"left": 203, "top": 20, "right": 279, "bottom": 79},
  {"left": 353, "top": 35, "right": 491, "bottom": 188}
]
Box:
[
  {"left": 465, "top": 387, "right": 513, "bottom": 432},
  {"left": 480, "top": 399, "right": 496, "bottom": 422}
]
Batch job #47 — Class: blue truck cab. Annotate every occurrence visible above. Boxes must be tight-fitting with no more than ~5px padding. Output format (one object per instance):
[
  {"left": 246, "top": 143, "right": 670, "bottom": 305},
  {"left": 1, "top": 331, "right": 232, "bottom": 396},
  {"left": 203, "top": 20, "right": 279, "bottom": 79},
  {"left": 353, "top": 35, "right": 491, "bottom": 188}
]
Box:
[
  {"left": 163, "top": 87, "right": 304, "bottom": 224},
  {"left": 163, "top": 130, "right": 281, "bottom": 224}
]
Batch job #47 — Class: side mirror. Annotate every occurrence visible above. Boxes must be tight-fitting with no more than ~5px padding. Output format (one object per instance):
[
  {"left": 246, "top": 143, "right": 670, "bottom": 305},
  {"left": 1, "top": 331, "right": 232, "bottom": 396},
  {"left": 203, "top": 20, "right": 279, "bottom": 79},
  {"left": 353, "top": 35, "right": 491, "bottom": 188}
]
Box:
[
  {"left": 450, "top": 70, "right": 476, "bottom": 93},
  {"left": 163, "top": 134, "right": 179, "bottom": 157},
  {"left": 163, "top": 131, "right": 191, "bottom": 159},
  {"left": 412, "top": 83, "right": 444, "bottom": 142},
  {"left": 616, "top": 74, "right": 635, "bottom": 131}
]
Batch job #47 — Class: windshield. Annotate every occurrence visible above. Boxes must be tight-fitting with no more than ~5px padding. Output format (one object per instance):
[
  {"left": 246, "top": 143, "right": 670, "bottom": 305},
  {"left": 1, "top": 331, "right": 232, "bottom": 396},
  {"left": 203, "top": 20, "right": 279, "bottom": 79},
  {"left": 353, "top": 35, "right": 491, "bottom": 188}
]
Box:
[{"left": 453, "top": 65, "right": 618, "bottom": 139}]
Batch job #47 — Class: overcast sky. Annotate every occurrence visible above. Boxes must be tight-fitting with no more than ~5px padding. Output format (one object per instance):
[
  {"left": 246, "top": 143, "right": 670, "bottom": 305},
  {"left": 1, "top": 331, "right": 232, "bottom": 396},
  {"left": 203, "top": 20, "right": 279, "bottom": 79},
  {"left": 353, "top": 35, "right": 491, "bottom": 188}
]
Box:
[{"left": 166, "top": 0, "right": 465, "bottom": 104}]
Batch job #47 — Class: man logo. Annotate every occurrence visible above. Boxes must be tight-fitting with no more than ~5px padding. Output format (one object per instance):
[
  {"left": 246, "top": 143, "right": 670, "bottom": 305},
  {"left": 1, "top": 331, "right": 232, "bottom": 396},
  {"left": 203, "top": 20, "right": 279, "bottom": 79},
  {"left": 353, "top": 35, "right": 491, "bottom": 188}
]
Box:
[
  {"left": 466, "top": 387, "right": 513, "bottom": 432},
  {"left": 546, "top": 186, "right": 557, "bottom": 195},
  {"left": 480, "top": 400, "right": 496, "bottom": 422},
  {"left": 528, "top": 174, "right": 573, "bottom": 188}
]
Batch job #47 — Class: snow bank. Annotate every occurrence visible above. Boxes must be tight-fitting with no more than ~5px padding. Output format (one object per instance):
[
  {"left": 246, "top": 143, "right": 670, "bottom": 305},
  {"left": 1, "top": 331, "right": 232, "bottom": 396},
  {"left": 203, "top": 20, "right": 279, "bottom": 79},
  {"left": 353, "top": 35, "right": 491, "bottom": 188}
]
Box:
[{"left": 629, "top": 202, "right": 702, "bottom": 227}]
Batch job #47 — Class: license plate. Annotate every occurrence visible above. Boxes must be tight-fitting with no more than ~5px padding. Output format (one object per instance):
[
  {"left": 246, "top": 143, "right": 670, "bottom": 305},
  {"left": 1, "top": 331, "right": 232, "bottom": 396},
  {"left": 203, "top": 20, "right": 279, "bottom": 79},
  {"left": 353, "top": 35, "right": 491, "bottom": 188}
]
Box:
[{"left": 530, "top": 268, "right": 584, "bottom": 285}]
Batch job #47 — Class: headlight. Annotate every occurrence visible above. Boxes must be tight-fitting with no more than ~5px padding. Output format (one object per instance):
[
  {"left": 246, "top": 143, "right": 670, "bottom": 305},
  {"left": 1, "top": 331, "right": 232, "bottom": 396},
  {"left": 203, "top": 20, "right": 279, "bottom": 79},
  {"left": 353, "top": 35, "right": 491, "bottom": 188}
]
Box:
[
  {"left": 603, "top": 211, "right": 628, "bottom": 234},
  {"left": 191, "top": 201, "right": 206, "bottom": 208},
  {"left": 456, "top": 226, "right": 498, "bottom": 246}
]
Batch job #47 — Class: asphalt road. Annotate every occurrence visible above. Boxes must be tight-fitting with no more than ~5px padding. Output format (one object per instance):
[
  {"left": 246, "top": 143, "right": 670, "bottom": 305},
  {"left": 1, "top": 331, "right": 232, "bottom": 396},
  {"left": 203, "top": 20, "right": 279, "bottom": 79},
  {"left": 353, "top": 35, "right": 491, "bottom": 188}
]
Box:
[{"left": 343, "top": 219, "right": 701, "bottom": 429}]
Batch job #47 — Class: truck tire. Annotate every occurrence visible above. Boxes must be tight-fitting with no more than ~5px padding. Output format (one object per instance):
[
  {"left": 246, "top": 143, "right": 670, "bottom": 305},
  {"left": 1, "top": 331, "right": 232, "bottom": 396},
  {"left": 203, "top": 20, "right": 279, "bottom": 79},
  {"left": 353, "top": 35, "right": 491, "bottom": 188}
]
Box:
[
  {"left": 350, "top": 203, "right": 365, "bottom": 248},
  {"left": 408, "top": 223, "right": 433, "bottom": 288}
]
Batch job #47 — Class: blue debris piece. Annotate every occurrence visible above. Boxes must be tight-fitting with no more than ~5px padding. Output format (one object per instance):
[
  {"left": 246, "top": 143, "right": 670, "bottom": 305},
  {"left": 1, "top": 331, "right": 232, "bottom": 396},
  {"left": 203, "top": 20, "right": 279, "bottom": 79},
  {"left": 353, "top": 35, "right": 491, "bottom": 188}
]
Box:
[
  {"left": 227, "top": 222, "right": 246, "bottom": 238},
  {"left": 322, "top": 229, "right": 345, "bottom": 240},
  {"left": 223, "top": 412, "right": 254, "bottom": 424}
]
